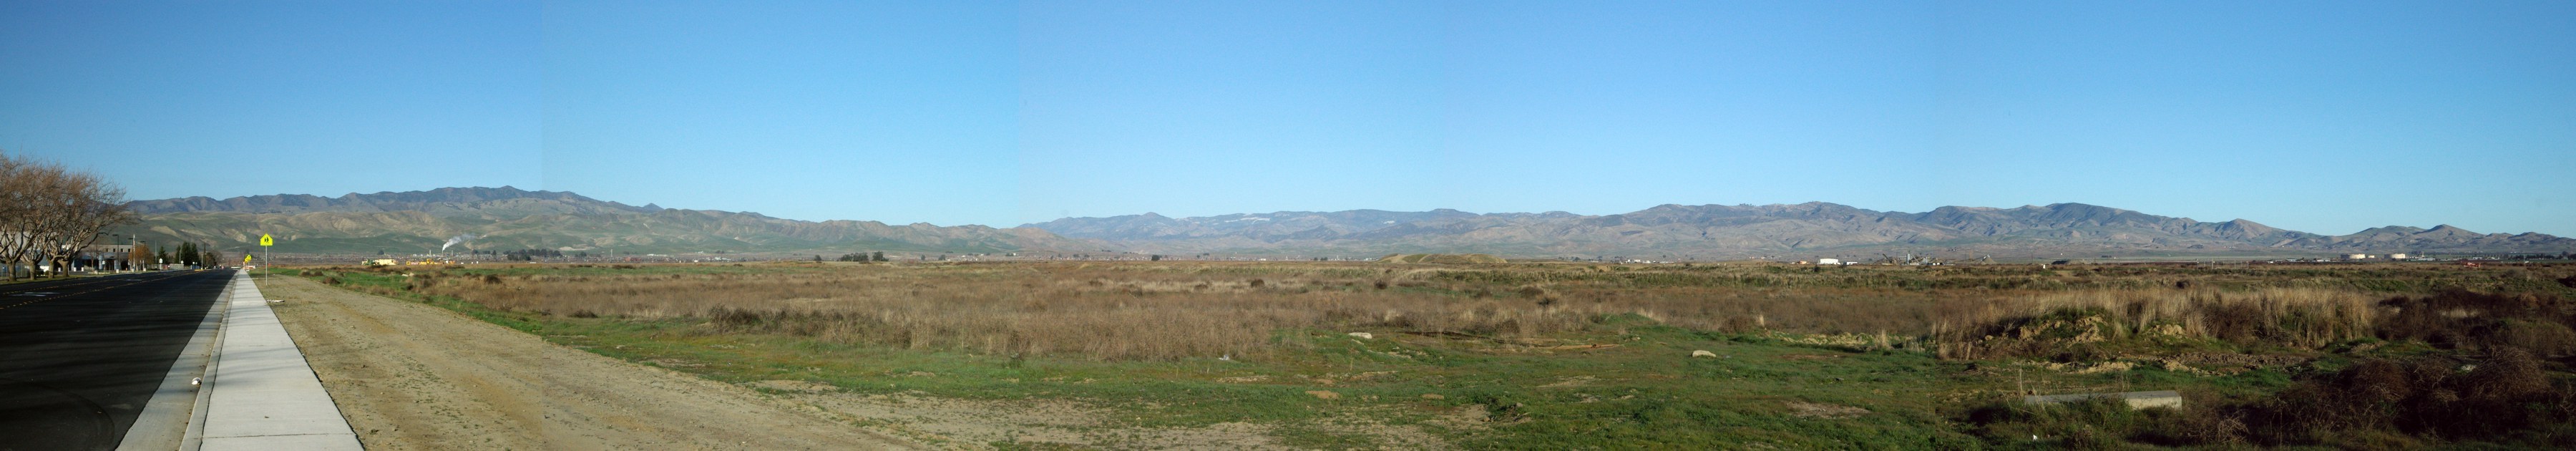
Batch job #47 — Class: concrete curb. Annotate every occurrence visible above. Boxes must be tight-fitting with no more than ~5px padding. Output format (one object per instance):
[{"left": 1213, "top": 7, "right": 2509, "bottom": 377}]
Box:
[
  {"left": 178, "top": 271, "right": 230, "bottom": 451},
  {"left": 192, "top": 271, "right": 361, "bottom": 450}
]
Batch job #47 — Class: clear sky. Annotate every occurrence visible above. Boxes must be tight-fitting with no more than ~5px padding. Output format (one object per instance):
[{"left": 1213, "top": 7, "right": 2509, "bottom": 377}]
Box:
[{"left": 4, "top": 1, "right": 2570, "bottom": 236}]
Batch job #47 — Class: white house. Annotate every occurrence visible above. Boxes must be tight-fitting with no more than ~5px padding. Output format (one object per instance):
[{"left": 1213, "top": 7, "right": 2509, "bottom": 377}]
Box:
[{"left": 1816, "top": 258, "right": 1841, "bottom": 266}]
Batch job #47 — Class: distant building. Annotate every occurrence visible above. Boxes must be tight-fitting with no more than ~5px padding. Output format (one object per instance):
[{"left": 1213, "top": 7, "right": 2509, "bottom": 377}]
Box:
[
  {"left": 1816, "top": 258, "right": 1841, "bottom": 266},
  {"left": 2390, "top": 253, "right": 2410, "bottom": 260},
  {"left": 2346, "top": 253, "right": 2371, "bottom": 261},
  {"left": 77, "top": 243, "right": 137, "bottom": 271}
]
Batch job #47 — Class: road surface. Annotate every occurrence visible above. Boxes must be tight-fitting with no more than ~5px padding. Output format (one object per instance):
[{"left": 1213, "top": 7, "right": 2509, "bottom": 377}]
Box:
[{"left": 0, "top": 270, "right": 227, "bottom": 451}]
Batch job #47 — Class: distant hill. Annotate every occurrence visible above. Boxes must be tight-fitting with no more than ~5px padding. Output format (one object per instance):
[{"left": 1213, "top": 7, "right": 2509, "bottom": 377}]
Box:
[
  {"left": 125, "top": 186, "right": 663, "bottom": 216},
  {"left": 117, "top": 187, "right": 2573, "bottom": 259},
  {"left": 2283, "top": 225, "right": 2575, "bottom": 252},
  {"left": 1025, "top": 203, "right": 2576, "bottom": 259},
  {"left": 115, "top": 187, "right": 1088, "bottom": 256}
]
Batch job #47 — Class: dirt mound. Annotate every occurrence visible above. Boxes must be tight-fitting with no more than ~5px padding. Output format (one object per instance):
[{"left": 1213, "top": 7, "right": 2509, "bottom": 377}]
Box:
[{"left": 1376, "top": 253, "right": 1507, "bottom": 264}]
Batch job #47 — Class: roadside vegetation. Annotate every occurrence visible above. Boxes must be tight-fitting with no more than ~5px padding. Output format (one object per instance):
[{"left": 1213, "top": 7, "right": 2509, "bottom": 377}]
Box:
[{"left": 285, "top": 260, "right": 2576, "bottom": 448}]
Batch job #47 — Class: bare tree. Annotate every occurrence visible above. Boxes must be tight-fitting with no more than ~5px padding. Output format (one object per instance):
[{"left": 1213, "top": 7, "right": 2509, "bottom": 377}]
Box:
[
  {"left": 0, "top": 152, "right": 135, "bottom": 279},
  {"left": 0, "top": 155, "right": 59, "bottom": 280},
  {"left": 25, "top": 163, "right": 82, "bottom": 278},
  {"left": 0, "top": 156, "right": 21, "bottom": 278},
  {"left": 52, "top": 176, "right": 133, "bottom": 274}
]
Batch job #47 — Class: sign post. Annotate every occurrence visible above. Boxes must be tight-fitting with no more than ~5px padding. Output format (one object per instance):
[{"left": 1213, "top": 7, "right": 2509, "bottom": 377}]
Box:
[{"left": 259, "top": 233, "right": 273, "bottom": 278}]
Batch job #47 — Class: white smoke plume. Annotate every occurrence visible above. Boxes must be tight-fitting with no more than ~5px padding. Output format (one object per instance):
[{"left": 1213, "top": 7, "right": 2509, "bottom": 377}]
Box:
[{"left": 440, "top": 233, "right": 479, "bottom": 251}]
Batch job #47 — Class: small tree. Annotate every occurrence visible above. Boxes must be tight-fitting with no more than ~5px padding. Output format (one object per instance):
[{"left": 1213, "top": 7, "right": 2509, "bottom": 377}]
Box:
[{"left": 128, "top": 243, "right": 150, "bottom": 271}]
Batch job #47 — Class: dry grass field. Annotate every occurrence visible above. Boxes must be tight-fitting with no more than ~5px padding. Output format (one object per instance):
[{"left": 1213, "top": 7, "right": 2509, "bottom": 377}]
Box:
[{"left": 288, "top": 259, "right": 2576, "bottom": 448}]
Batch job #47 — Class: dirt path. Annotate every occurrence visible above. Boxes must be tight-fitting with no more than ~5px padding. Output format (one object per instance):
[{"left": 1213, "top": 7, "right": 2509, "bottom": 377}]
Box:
[{"left": 262, "top": 275, "right": 922, "bottom": 450}]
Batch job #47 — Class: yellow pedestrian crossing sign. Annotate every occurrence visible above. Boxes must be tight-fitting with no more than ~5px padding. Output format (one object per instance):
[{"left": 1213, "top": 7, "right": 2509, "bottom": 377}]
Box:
[
  {"left": 244, "top": 255, "right": 253, "bottom": 265},
  {"left": 260, "top": 234, "right": 273, "bottom": 246}
]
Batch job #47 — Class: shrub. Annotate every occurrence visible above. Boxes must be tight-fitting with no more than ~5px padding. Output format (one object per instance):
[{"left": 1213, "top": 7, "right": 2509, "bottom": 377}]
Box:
[
  {"left": 1968, "top": 347, "right": 2571, "bottom": 447},
  {"left": 1962, "top": 396, "right": 2167, "bottom": 447},
  {"left": 2379, "top": 289, "right": 2576, "bottom": 355},
  {"left": 1936, "top": 288, "right": 2374, "bottom": 359},
  {"left": 2482, "top": 320, "right": 2576, "bottom": 357},
  {"left": 2462, "top": 347, "right": 2550, "bottom": 402},
  {"left": 2230, "top": 348, "right": 2568, "bottom": 444}
]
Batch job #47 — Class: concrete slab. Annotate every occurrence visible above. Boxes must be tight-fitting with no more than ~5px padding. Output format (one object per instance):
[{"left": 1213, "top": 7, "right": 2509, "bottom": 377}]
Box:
[
  {"left": 2024, "top": 390, "right": 2185, "bottom": 410},
  {"left": 200, "top": 433, "right": 364, "bottom": 450},
  {"left": 192, "top": 271, "right": 359, "bottom": 450}
]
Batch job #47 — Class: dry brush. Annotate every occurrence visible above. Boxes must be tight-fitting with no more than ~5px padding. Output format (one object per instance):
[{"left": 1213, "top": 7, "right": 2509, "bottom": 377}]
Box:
[{"left": 351, "top": 261, "right": 2575, "bottom": 362}]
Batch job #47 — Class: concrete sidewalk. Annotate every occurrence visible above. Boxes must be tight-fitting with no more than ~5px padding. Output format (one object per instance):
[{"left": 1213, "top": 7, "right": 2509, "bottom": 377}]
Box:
[{"left": 189, "top": 271, "right": 360, "bottom": 450}]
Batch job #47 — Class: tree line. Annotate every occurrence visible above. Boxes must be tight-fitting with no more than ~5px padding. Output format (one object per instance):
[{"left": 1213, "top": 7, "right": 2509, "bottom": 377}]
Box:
[
  {"left": 1, "top": 152, "right": 135, "bottom": 281},
  {"left": 502, "top": 248, "right": 565, "bottom": 261},
  {"left": 124, "top": 241, "right": 220, "bottom": 269}
]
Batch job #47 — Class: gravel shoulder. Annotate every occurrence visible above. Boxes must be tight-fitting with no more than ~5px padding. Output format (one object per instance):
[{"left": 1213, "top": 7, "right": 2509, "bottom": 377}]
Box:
[{"left": 261, "top": 275, "right": 921, "bottom": 450}]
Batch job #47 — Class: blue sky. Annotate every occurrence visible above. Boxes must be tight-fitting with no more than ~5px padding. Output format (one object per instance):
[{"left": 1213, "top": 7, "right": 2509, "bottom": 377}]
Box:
[{"left": 3, "top": 1, "right": 2569, "bottom": 236}]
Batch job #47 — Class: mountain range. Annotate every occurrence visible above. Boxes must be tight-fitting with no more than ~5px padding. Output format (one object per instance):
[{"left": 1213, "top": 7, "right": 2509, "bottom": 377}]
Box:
[
  {"left": 115, "top": 187, "right": 1085, "bottom": 256},
  {"left": 1020, "top": 203, "right": 2576, "bottom": 259},
  {"left": 112, "top": 187, "right": 2575, "bottom": 259}
]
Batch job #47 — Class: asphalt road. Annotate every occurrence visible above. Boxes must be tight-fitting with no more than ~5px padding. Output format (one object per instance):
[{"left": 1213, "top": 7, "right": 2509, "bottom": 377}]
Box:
[{"left": 0, "top": 270, "right": 230, "bottom": 451}]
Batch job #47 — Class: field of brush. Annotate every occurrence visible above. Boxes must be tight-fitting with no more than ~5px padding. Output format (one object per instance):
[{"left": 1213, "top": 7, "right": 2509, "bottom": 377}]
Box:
[{"left": 285, "top": 260, "right": 2576, "bottom": 448}]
